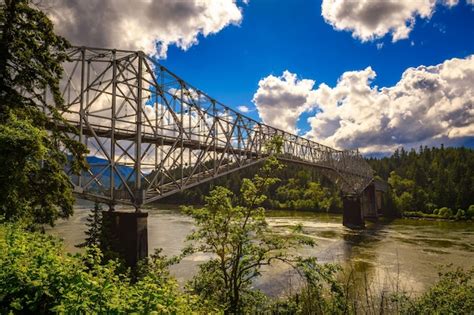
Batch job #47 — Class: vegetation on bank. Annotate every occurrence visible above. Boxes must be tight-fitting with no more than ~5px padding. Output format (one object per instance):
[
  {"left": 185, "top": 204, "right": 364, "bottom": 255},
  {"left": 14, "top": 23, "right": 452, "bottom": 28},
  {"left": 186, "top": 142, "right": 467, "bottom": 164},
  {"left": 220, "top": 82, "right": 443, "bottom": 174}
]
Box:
[
  {"left": 403, "top": 205, "right": 474, "bottom": 221},
  {"left": 368, "top": 146, "right": 474, "bottom": 220},
  {"left": 161, "top": 161, "right": 344, "bottom": 213},
  {"left": 0, "top": 222, "right": 212, "bottom": 314},
  {"left": 166, "top": 146, "right": 474, "bottom": 221},
  {"left": 2, "top": 220, "right": 474, "bottom": 314}
]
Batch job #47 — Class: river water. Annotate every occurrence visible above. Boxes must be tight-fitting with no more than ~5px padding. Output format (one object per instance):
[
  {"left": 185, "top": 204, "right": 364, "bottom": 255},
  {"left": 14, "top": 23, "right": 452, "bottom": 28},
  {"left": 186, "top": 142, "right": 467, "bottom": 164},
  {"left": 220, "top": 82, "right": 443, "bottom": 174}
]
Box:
[{"left": 49, "top": 200, "right": 474, "bottom": 297}]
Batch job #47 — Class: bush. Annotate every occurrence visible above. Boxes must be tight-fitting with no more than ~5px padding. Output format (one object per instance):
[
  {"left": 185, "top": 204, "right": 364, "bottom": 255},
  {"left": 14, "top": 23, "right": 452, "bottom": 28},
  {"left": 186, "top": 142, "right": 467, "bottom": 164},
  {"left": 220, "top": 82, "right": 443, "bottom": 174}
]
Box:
[
  {"left": 403, "top": 268, "right": 474, "bottom": 314},
  {"left": 455, "top": 209, "right": 466, "bottom": 220},
  {"left": 0, "top": 224, "right": 208, "bottom": 314},
  {"left": 467, "top": 205, "right": 474, "bottom": 219},
  {"left": 425, "top": 203, "right": 437, "bottom": 214},
  {"left": 438, "top": 207, "right": 453, "bottom": 218},
  {"left": 433, "top": 208, "right": 439, "bottom": 215}
]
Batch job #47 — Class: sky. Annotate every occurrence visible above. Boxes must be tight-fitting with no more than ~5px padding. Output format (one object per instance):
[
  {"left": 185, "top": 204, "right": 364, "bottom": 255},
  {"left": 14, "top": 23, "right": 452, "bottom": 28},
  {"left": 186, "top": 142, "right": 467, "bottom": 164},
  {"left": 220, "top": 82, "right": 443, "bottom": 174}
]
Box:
[{"left": 46, "top": 0, "right": 474, "bottom": 155}]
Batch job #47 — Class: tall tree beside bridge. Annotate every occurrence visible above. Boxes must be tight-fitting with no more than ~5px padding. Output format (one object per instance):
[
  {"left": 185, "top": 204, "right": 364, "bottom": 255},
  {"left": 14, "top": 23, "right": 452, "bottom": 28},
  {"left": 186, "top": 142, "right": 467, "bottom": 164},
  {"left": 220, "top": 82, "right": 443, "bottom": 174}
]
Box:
[{"left": 0, "top": 0, "right": 87, "bottom": 225}]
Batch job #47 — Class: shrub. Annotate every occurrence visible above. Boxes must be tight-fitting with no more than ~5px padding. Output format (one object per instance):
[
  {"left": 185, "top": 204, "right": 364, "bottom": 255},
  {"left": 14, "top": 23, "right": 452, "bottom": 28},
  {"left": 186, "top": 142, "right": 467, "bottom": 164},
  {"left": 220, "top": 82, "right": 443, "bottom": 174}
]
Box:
[
  {"left": 425, "top": 203, "right": 437, "bottom": 214},
  {"left": 433, "top": 208, "right": 439, "bottom": 215},
  {"left": 467, "top": 205, "right": 474, "bottom": 219},
  {"left": 0, "top": 224, "right": 207, "bottom": 314},
  {"left": 455, "top": 209, "right": 466, "bottom": 220},
  {"left": 403, "top": 268, "right": 474, "bottom": 314},
  {"left": 438, "top": 207, "right": 453, "bottom": 218}
]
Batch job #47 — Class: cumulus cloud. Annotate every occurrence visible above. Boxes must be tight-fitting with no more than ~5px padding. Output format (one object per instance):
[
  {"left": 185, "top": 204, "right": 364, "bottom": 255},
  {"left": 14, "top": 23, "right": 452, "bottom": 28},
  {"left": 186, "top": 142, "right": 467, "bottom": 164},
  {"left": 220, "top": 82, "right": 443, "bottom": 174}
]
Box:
[
  {"left": 44, "top": 0, "right": 243, "bottom": 57},
  {"left": 308, "top": 55, "right": 474, "bottom": 153},
  {"left": 237, "top": 105, "right": 251, "bottom": 113},
  {"left": 252, "top": 71, "right": 318, "bottom": 133},
  {"left": 321, "top": 0, "right": 459, "bottom": 42},
  {"left": 253, "top": 56, "right": 474, "bottom": 153}
]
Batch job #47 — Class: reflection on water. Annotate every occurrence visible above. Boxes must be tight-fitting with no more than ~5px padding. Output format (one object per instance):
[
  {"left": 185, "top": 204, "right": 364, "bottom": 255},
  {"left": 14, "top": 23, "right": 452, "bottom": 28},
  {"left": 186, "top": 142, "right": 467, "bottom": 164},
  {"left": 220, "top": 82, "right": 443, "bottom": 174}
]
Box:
[{"left": 48, "top": 200, "right": 474, "bottom": 297}]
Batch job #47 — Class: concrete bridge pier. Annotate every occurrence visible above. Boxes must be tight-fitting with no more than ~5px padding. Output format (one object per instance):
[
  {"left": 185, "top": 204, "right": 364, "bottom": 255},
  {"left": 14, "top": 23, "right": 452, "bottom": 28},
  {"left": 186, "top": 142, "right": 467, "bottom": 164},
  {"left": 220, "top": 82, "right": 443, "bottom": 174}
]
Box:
[
  {"left": 102, "top": 209, "right": 148, "bottom": 267},
  {"left": 342, "top": 182, "right": 380, "bottom": 229},
  {"left": 342, "top": 195, "right": 365, "bottom": 228}
]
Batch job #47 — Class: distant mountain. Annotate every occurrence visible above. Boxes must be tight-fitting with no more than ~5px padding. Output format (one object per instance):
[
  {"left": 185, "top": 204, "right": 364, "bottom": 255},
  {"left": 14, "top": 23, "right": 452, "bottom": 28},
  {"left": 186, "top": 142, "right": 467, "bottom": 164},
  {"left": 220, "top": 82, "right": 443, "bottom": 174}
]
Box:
[{"left": 68, "top": 156, "right": 135, "bottom": 190}]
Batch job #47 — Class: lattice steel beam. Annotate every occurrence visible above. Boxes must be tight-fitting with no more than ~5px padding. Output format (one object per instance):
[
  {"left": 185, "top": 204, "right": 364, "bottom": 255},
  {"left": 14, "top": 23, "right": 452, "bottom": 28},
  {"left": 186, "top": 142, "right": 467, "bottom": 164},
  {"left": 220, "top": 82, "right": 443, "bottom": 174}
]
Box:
[{"left": 55, "top": 46, "right": 374, "bottom": 209}]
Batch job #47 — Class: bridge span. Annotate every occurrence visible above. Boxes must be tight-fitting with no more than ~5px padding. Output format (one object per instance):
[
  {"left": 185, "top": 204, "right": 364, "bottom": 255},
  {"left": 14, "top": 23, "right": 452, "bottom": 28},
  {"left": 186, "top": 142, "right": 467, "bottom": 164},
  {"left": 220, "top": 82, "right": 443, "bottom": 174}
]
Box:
[{"left": 55, "top": 46, "right": 384, "bottom": 265}]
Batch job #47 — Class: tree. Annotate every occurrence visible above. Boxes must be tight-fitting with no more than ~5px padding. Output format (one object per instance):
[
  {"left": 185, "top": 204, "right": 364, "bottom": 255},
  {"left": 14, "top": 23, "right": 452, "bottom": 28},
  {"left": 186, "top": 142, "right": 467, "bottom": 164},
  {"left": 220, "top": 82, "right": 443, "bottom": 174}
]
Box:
[
  {"left": 0, "top": 0, "right": 87, "bottom": 225},
  {"left": 368, "top": 146, "right": 474, "bottom": 214},
  {"left": 183, "top": 138, "right": 321, "bottom": 313},
  {"left": 77, "top": 203, "right": 104, "bottom": 249}
]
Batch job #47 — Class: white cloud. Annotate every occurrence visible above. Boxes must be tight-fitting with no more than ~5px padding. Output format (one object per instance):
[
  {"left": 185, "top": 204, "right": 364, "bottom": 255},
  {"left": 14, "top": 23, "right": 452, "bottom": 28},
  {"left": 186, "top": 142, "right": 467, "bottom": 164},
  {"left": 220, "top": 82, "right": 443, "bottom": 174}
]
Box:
[
  {"left": 44, "top": 0, "right": 243, "bottom": 58},
  {"left": 306, "top": 55, "right": 474, "bottom": 153},
  {"left": 237, "top": 105, "right": 251, "bottom": 113},
  {"left": 321, "top": 0, "right": 459, "bottom": 43},
  {"left": 443, "top": 0, "right": 459, "bottom": 7},
  {"left": 253, "top": 56, "right": 474, "bottom": 153},
  {"left": 252, "top": 71, "right": 318, "bottom": 134}
]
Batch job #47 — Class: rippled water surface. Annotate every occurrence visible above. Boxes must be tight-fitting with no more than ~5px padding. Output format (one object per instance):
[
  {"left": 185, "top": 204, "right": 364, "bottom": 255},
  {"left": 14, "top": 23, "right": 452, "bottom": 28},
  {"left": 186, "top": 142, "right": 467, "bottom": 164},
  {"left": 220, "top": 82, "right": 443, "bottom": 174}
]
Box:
[{"left": 49, "top": 200, "right": 474, "bottom": 296}]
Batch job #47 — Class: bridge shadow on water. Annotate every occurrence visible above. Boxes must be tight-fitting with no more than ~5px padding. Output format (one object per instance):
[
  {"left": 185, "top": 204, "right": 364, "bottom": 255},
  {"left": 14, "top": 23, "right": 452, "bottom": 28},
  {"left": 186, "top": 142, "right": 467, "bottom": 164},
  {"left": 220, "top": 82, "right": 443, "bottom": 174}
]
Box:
[{"left": 338, "top": 217, "right": 397, "bottom": 274}]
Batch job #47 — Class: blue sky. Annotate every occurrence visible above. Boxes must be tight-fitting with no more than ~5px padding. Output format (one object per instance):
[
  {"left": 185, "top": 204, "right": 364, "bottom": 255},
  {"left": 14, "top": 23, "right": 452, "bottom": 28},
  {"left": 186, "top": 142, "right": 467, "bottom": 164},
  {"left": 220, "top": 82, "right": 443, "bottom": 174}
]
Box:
[
  {"left": 51, "top": 0, "right": 474, "bottom": 153},
  {"left": 161, "top": 0, "right": 474, "bottom": 124}
]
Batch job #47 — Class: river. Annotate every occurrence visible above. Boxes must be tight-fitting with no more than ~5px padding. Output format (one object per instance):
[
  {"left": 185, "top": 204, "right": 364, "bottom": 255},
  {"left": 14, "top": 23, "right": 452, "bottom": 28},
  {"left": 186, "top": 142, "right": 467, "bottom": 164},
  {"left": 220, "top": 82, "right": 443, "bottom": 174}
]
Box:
[{"left": 48, "top": 200, "right": 474, "bottom": 297}]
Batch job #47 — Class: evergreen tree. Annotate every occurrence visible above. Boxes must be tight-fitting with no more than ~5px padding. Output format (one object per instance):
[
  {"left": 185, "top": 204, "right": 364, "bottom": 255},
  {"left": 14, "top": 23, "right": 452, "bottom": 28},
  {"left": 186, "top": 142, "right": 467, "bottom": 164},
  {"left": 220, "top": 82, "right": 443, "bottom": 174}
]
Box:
[
  {"left": 368, "top": 146, "right": 474, "bottom": 213},
  {"left": 77, "top": 203, "right": 103, "bottom": 249}
]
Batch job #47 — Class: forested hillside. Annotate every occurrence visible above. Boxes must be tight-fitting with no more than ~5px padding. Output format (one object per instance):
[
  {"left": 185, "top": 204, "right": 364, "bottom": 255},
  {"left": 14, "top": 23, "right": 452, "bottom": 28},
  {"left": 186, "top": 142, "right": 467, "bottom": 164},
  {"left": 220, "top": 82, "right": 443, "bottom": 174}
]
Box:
[
  {"left": 164, "top": 146, "right": 474, "bottom": 217},
  {"left": 161, "top": 162, "right": 342, "bottom": 212},
  {"left": 367, "top": 146, "right": 474, "bottom": 215}
]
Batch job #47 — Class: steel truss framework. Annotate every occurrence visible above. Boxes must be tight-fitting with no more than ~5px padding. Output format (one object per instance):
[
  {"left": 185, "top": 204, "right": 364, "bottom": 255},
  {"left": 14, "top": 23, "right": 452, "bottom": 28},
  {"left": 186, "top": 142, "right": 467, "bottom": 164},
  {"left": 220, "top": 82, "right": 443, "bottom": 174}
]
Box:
[{"left": 57, "top": 46, "right": 374, "bottom": 209}]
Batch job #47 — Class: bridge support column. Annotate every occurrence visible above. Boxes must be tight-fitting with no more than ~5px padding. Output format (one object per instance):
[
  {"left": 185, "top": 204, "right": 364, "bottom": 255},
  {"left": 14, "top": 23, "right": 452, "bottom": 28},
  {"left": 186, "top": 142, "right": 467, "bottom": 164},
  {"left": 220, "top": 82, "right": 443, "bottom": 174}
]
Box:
[
  {"left": 342, "top": 195, "right": 365, "bottom": 229},
  {"left": 102, "top": 211, "right": 148, "bottom": 267},
  {"left": 363, "top": 183, "right": 378, "bottom": 220}
]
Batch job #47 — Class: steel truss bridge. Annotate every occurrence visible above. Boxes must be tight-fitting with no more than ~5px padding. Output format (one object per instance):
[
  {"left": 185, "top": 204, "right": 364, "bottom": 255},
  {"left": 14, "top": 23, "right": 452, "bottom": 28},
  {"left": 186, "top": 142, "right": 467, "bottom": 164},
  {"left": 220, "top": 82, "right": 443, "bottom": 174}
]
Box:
[{"left": 59, "top": 46, "right": 374, "bottom": 210}]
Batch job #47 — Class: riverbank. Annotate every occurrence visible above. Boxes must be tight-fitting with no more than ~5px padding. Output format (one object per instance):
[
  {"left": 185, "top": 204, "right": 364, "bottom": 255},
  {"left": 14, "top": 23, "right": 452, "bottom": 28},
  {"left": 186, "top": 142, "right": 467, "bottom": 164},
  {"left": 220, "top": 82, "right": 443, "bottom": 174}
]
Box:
[{"left": 403, "top": 210, "right": 474, "bottom": 222}]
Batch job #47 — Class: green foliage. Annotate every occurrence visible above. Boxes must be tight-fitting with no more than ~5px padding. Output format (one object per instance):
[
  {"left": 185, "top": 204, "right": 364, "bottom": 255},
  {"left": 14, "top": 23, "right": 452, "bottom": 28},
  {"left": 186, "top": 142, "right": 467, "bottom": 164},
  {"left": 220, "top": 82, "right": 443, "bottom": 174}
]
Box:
[
  {"left": 291, "top": 259, "right": 347, "bottom": 314},
  {"left": 75, "top": 203, "right": 124, "bottom": 265},
  {"left": 455, "top": 209, "right": 465, "bottom": 220},
  {"left": 0, "top": 0, "right": 87, "bottom": 226},
  {"left": 438, "top": 207, "right": 453, "bottom": 218},
  {"left": 183, "top": 144, "right": 323, "bottom": 313},
  {"left": 159, "top": 145, "right": 343, "bottom": 214},
  {"left": 404, "top": 207, "right": 472, "bottom": 221},
  {"left": 0, "top": 223, "right": 207, "bottom": 314},
  {"left": 388, "top": 171, "right": 419, "bottom": 213},
  {"left": 467, "top": 205, "right": 474, "bottom": 219},
  {"left": 402, "top": 267, "right": 474, "bottom": 314},
  {"left": 271, "top": 265, "right": 474, "bottom": 315},
  {"left": 368, "top": 146, "right": 474, "bottom": 213},
  {"left": 76, "top": 203, "right": 104, "bottom": 249},
  {"left": 0, "top": 114, "right": 75, "bottom": 226},
  {"left": 272, "top": 171, "right": 342, "bottom": 212}
]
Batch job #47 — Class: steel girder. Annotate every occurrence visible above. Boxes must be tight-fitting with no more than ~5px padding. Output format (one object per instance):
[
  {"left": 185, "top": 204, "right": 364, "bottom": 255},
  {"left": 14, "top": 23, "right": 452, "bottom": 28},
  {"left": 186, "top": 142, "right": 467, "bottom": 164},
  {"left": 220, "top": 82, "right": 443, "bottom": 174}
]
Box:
[{"left": 57, "top": 46, "right": 374, "bottom": 208}]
